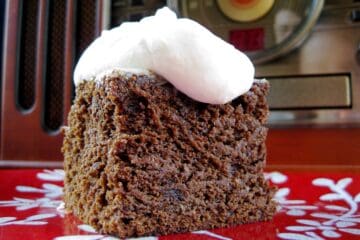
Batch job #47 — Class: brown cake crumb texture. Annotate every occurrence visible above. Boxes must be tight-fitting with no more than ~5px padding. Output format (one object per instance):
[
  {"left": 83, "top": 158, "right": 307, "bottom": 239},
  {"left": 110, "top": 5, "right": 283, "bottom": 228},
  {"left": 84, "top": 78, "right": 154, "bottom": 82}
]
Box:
[{"left": 62, "top": 71, "right": 276, "bottom": 238}]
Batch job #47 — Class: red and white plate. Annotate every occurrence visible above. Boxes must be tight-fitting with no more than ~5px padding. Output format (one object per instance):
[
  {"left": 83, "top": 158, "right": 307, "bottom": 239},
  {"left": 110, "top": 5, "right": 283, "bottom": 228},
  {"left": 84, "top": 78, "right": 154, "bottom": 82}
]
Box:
[{"left": 0, "top": 168, "right": 359, "bottom": 240}]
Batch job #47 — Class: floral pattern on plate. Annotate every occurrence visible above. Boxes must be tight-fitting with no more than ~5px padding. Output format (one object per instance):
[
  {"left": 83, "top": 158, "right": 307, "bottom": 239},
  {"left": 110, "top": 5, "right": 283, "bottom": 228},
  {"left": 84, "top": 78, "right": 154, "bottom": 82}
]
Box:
[{"left": 0, "top": 169, "right": 359, "bottom": 240}]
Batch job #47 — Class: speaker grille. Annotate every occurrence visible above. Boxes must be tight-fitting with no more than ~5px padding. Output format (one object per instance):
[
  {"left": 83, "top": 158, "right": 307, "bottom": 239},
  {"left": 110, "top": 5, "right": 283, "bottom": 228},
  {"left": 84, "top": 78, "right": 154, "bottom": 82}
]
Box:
[
  {"left": 17, "top": 0, "right": 38, "bottom": 110},
  {"left": 1, "top": 0, "right": 103, "bottom": 161},
  {"left": 44, "top": 0, "right": 66, "bottom": 131}
]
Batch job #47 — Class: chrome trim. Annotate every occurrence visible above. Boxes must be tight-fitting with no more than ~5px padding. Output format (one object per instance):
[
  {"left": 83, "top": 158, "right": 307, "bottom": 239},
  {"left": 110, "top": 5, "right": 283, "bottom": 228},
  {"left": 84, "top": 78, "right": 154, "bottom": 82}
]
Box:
[
  {"left": 249, "top": 0, "right": 324, "bottom": 64},
  {"left": 102, "top": 0, "right": 112, "bottom": 30}
]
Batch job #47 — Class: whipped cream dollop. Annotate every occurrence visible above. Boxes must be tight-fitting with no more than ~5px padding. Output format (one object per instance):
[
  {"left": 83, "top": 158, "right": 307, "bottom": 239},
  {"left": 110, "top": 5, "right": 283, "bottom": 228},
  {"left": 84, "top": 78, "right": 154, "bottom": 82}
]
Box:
[{"left": 74, "top": 7, "right": 254, "bottom": 104}]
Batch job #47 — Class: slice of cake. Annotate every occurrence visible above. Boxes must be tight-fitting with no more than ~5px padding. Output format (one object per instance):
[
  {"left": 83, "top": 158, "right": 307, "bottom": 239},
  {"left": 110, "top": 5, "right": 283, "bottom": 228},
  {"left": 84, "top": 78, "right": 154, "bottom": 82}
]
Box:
[
  {"left": 62, "top": 7, "right": 276, "bottom": 239},
  {"left": 63, "top": 71, "right": 275, "bottom": 238}
]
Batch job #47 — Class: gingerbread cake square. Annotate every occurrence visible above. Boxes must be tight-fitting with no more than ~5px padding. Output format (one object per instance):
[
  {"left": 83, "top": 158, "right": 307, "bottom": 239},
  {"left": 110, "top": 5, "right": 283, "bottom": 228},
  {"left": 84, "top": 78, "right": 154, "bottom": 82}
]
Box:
[{"left": 62, "top": 71, "right": 276, "bottom": 238}]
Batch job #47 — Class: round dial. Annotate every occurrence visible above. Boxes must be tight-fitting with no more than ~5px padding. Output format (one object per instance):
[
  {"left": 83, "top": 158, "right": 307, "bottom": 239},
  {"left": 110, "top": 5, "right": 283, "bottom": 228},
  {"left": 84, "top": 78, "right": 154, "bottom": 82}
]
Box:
[
  {"left": 173, "top": 0, "right": 324, "bottom": 64},
  {"left": 217, "top": 0, "right": 275, "bottom": 22}
]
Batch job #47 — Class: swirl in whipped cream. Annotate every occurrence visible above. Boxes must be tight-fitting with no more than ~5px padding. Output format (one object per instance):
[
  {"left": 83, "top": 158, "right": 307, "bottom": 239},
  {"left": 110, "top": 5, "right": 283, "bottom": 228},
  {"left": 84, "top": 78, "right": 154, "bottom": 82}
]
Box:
[{"left": 74, "top": 7, "right": 254, "bottom": 104}]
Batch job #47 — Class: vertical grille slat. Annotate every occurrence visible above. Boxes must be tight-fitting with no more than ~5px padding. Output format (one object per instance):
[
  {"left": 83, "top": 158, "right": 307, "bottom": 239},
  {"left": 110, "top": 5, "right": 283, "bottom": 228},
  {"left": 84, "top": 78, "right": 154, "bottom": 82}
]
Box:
[
  {"left": 75, "top": 0, "right": 97, "bottom": 60},
  {"left": 44, "top": 0, "right": 66, "bottom": 131},
  {"left": 17, "top": 0, "right": 38, "bottom": 110},
  {"left": 71, "top": 0, "right": 98, "bottom": 99}
]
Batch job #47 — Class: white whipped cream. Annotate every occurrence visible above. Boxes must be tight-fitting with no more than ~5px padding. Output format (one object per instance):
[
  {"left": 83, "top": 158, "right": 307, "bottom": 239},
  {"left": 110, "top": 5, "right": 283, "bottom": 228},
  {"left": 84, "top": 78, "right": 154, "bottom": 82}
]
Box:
[{"left": 74, "top": 7, "right": 254, "bottom": 104}]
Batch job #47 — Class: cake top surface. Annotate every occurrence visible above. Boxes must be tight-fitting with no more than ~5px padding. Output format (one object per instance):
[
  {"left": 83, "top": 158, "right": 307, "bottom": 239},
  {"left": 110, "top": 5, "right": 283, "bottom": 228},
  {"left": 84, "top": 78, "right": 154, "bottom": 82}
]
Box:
[{"left": 74, "top": 7, "right": 255, "bottom": 104}]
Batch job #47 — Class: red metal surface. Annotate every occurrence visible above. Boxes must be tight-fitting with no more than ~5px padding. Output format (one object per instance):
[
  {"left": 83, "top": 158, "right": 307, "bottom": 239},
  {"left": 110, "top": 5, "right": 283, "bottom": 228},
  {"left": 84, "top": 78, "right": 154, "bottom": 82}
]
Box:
[
  {"left": 0, "top": 169, "right": 359, "bottom": 240},
  {"left": 229, "top": 28, "right": 265, "bottom": 51}
]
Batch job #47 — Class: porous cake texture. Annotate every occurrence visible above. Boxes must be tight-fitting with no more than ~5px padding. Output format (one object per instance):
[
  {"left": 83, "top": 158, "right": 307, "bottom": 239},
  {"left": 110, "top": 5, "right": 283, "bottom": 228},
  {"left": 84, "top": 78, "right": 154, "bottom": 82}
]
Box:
[{"left": 62, "top": 70, "right": 276, "bottom": 238}]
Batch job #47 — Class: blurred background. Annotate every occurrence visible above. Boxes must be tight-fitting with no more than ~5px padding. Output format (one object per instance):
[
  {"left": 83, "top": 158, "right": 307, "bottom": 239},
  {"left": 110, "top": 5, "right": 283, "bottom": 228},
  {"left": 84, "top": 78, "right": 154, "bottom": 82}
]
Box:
[{"left": 0, "top": 0, "right": 359, "bottom": 169}]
